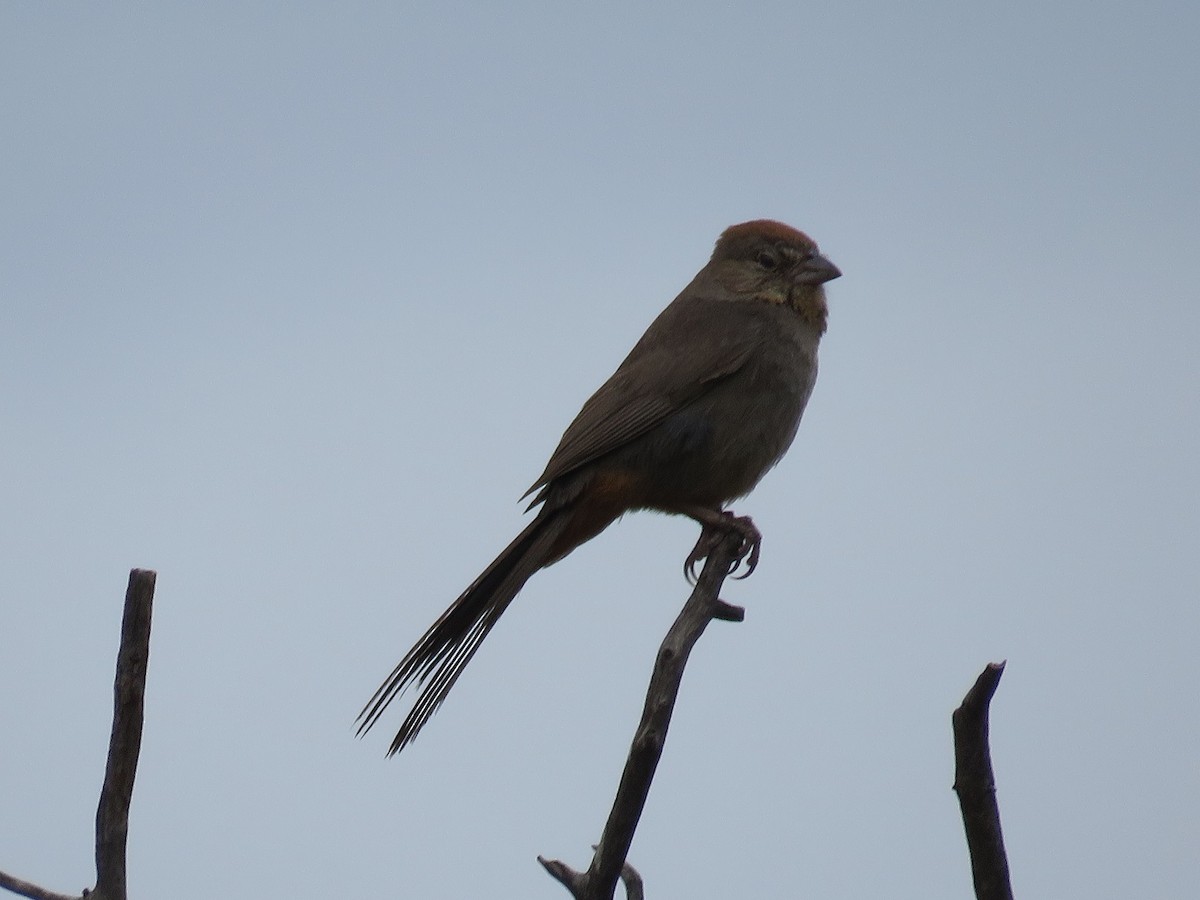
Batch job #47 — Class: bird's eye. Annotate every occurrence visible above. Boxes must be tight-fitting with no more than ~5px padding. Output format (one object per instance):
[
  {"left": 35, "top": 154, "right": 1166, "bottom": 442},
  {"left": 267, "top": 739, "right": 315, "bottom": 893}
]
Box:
[{"left": 755, "top": 250, "right": 779, "bottom": 270}]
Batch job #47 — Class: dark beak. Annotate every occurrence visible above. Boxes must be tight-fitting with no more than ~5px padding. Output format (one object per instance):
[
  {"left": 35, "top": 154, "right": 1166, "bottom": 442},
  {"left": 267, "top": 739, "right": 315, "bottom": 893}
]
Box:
[{"left": 794, "top": 253, "right": 841, "bottom": 285}]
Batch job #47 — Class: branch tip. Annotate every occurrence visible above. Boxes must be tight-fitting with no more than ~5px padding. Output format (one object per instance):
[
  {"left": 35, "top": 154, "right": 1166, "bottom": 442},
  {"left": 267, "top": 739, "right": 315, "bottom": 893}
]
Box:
[
  {"left": 711, "top": 600, "right": 744, "bottom": 621},
  {"left": 952, "top": 662, "right": 1014, "bottom": 900}
]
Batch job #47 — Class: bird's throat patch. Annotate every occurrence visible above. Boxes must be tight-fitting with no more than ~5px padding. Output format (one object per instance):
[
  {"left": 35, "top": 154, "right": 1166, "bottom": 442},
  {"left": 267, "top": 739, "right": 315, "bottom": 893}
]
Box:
[{"left": 754, "top": 286, "right": 829, "bottom": 333}]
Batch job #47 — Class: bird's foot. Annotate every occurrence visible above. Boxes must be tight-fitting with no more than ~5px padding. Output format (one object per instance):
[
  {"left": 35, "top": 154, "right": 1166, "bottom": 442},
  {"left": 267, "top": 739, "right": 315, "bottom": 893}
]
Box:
[{"left": 684, "top": 511, "right": 762, "bottom": 584}]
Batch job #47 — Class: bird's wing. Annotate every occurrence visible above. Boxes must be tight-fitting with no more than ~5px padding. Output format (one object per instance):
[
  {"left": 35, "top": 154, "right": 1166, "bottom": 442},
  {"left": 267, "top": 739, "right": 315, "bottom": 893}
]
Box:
[{"left": 524, "top": 299, "right": 762, "bottom": 498}]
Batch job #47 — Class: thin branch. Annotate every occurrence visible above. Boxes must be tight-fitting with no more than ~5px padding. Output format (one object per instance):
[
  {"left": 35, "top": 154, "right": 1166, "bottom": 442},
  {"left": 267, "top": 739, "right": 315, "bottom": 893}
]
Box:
[
  {"left": 0, "top": 872, "right": 76, "bottom": 900},
  {"left": 1, "top": 569, "right": 156, "bottom": 900},
  {"left": 539, "top": 531, "right": 746, "bottom": 899},
  {"left": 92, "top": 569, "right": 155, "bottom": 900},
  {"left": 952, "top": 661, "right": 1014, "bottom": 900},
  {"left": 614, "top": 859, "right": 644, "bottom": 900},
  {"left": 538, "top": 850, "right": 645, "bottom": 900}
]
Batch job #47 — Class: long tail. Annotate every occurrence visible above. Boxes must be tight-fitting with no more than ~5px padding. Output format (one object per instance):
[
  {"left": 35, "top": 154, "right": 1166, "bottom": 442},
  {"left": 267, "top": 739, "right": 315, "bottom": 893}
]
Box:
[{"left": 357, "top": 507, "right": 569, "bottom": 755}]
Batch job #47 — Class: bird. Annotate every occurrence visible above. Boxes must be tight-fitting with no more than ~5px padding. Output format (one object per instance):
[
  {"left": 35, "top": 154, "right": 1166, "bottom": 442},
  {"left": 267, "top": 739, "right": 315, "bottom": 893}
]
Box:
[{"left": 358, "top": 219, "right": 840, "bottom": 755}]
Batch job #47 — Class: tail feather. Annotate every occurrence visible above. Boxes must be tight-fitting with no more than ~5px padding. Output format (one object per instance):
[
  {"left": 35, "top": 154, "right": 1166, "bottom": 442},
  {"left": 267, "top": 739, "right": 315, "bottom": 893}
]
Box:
[{"left": 357, "top": 509, "right": 568, "bottom": 755}]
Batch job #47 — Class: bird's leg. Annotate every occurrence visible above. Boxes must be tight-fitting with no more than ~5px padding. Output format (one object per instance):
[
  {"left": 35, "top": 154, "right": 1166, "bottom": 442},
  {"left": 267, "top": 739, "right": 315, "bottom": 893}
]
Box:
[{"left": 676, "top": 505, "right": 762, "bottom": 583}]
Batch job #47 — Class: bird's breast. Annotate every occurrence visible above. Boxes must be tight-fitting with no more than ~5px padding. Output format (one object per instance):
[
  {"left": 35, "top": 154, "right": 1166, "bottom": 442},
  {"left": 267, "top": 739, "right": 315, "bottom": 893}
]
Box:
[{"left": 630, "top": 335, "right": 818, "bottom": 508}]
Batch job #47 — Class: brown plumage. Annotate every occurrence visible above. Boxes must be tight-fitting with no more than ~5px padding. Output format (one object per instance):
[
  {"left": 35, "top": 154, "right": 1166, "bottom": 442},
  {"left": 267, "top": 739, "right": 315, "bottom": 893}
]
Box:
[{"left": 358, "top": 220, "right": 840, "bottom": 755}]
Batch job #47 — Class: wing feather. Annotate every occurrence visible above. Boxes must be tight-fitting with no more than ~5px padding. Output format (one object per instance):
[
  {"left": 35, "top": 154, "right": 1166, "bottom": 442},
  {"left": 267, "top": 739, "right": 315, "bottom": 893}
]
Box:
[{"left": 524, "top": 298, "right": 765, "bottom": 498}]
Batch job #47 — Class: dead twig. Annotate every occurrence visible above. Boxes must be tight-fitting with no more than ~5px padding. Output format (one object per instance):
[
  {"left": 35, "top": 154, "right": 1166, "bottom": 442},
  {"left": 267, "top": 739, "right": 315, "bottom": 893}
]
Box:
[
  {"left": 1, "top": 569, "right": 156, "bottom": 900},
  {"left": 539, "top": 531, "right": 745, "bottom": 899},
  {"left": 952, "top": 661, "right": 1014, "bottom": 900}
]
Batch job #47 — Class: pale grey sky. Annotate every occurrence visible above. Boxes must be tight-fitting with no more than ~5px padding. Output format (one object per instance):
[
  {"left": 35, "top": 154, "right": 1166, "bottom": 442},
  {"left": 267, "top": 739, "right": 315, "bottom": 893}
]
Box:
[{"left": 3, "top": 3, "right": 1197, "bottom": 898}]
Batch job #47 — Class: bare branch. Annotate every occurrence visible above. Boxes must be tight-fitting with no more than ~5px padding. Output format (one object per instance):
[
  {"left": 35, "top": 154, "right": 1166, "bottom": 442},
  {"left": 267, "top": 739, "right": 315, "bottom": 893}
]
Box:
[
  {"left": 1, "top": 569, "right": 155, "bottom": 900},
  {"left": 952, "top": 661, "right": 1014, "bottom": 900},
  {"left": 92, "top": 568, "right": 155, "bottom": 900},
  {"left": 0, "top": 871, "right": 77, "bottom": 900},
  {"left": 538, "top": 856, "right": 587, "bottom": 896},
  {"left": 540, "top": 530, "right": 746, "bottom": 898},
  {"left": 615, "top": 859, "right": 644, "bottom": 900},
  {"left": 538, "top": 848, "right": 645, "bottom": 900}
]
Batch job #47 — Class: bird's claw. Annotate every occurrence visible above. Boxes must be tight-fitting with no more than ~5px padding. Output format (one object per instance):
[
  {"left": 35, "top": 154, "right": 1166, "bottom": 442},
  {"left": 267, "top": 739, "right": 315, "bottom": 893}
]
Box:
[{"left": 684, "top": 512, "right": 762, "bottom": 584}]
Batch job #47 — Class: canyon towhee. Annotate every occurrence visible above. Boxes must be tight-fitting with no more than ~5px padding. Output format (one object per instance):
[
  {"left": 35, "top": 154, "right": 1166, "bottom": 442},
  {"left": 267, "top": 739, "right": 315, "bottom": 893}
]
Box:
[{"left": 359, "top": 219, "right": 840, "bottom": 754}]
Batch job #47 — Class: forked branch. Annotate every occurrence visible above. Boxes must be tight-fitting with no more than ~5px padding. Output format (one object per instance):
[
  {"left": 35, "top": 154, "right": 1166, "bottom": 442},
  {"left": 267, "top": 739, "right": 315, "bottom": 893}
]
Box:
[{"left": 539, "top": 530, "right": 746, "bottom": 899}]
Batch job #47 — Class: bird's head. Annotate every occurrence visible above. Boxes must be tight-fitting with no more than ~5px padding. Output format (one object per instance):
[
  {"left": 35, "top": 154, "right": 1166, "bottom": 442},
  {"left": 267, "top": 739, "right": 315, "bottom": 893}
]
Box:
[{"left": 707, "top": 219, "right": 841, "bottom": 331}]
